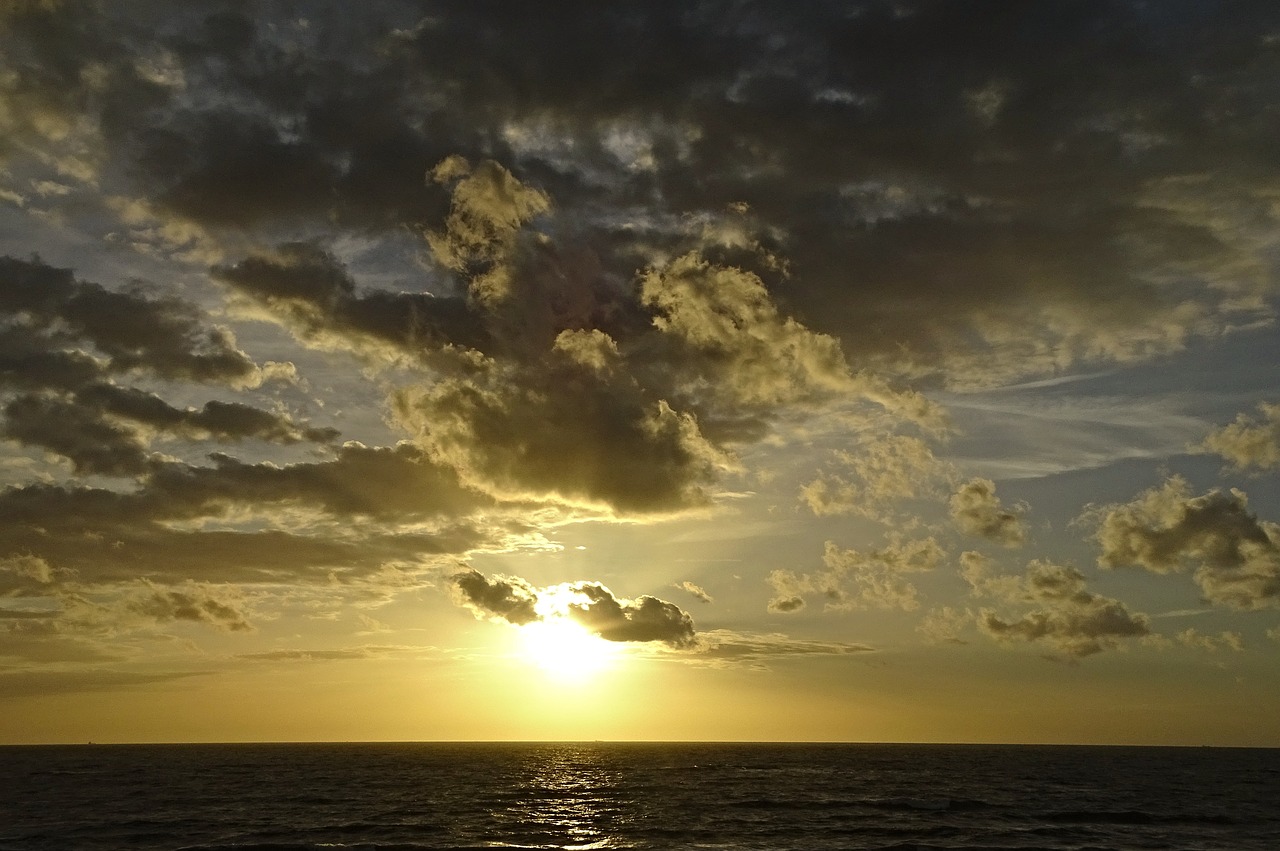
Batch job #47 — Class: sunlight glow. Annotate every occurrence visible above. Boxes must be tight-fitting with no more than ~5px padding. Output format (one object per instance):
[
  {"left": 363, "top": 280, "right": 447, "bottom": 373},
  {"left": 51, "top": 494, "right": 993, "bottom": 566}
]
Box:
[{"left": 518, "top": 618, "right": 620, "bottom": 682}]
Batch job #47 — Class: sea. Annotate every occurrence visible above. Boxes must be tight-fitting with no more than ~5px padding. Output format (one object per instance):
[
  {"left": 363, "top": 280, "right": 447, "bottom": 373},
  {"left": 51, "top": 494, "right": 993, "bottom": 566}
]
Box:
[{"left": 2, "top": 742, "right": 1278, "bottom": 850}]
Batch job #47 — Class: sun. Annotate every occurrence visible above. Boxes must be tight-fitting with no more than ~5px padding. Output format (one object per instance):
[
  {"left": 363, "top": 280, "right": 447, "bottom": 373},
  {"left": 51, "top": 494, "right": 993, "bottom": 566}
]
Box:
[{"left": 517, "top": 617, "right": 620, "bottom": 682}]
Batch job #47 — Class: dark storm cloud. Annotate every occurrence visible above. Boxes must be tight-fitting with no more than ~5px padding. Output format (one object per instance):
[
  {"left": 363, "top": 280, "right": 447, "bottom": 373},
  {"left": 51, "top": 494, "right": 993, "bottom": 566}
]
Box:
[
  {"left": 213, "top": 242, "right": 492, "bottom": 358},
  {"left": 0, "top": 256, "right": 260, "bottom": 386},
  {"left": 1093, "top": 477, "right": 1280, "bottom": 610},
  {"left": 381, "top": 1, "right": 1280, "bottom": 387},
  {"left": 0, "top": 494, "right": 421, "bottom": 584},
  {"left": 0, "top": 325, "right": 102, "bottom": 391},
  {"left": 145, "top": 442, "right": 490, "bottom": 521},
  {"left": 11, "top": 1, "right": 1272, "bottom": 387},
  {"left": 451, "top": 569, "right": 697, "bottom": 648},
  {"left": 0, "top": 0, "right": 454, "bottom": 230},
  {"left": 3, "top": 392, "right": 151, "bottom": 476},
  {"left": 143, "top": 115, "right": 343, "bottom": 230},
  {"left": 392, "top": 160, "right": 936, "bottom": 513},
  {"left": 0, "top": 252, "right": 490, "bottom": 587},
  {"left": 2, "top": 386, "right": 331, "bottom": 477},
  {"left": 7, "top": 0, "right": 1264, "bottom": 514},
  {"left": 0, "top": 255, "right": 323, "bottom": 475},
  {"left": 396, "top": 365, "right": 730, "bottom": 513},
  {"left": 213, "top": 206, "right": 672, "bottom": 530},
  {"left": 72, "top": 383, "right": 338, "bottom": 445},
  {"left": 0, "top": 446, "right": 493, "bottom": 585}
]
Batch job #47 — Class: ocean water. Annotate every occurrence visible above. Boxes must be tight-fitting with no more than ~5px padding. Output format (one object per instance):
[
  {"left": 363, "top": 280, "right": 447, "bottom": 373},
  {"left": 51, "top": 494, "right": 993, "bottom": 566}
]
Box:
[{"left": 2, "top": 743, "right": 1278, "bottom": 850}]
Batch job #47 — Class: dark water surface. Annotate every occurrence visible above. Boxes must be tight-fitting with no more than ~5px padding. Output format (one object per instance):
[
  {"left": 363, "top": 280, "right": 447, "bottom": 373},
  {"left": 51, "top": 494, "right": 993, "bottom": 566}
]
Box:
[{"left": 3, "top": 742, "right": 1278, "bottom": 850}]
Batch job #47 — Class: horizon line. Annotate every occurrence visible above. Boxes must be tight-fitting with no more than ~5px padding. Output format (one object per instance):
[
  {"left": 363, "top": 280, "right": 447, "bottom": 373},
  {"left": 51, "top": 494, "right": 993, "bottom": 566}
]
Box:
[{"left": 2, "top": 739, "right": 1274, "bottom": 749}]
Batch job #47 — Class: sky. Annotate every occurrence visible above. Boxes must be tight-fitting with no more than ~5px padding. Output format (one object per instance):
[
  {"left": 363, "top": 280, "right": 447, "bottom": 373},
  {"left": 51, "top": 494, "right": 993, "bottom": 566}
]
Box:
[{"left": 2, "top": 0, "right": 1280, "bottom": 746}]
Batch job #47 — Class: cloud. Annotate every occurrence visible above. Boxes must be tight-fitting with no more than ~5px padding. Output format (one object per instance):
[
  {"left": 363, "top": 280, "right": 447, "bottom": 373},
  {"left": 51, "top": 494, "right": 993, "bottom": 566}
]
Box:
[
  {"left": 0, "top": 457, "right": 491, "bottom": 587},
  {"left": 427, "top": 157, "right": 552, "bottom": 307},
  {"left": 553, "top": 329, "right": 620, "bottom": 374},
  {"left": 0, "top": 440, "right": 491, "bottom": 553},
  {"left": 4, "top": 0, "right": 1280, "bottom": 699},
  {"left": 146, "top": 118, "right": 341, "bottom": 231},
  {"left": 674, "top": 580, "right": 713, "bottom": 603},
  {"left": 451, "top": 569, "right": 696, "bottom": 648},
  {"left": 959, "top": 550, "right": 1022, "bottom": 600},
  {"left": 971, "top": 559, "right": 1151, "bottom": 659},
  {"left": 563, "top": 582, "right": 695, "bottom": 647},
  {"left": 236, "top": 646, "right": 426, "bottom": 662},
  {"left": 0, "top": 572, "right": 255, "bottom": 663},
  {"left": 210, "top": 158, "right": 949, "bottom": 520},
  {"left": 144, "top": 442, "right": 490, "bottom": 523},
  {"left": 7, "top": 2, "right": 1279, "bottom": 397},
  {"left": 693, "top": 629, "right": 875, "bottom": 668},
  {"left": 0, "top": 325, "right": 102, "bottom": 391},
  {"left": 3, "top": 392, "right": 150, "bottom": 476},
  {"left": 1199, "top": 402, "right": 1280, "bottom": 472},
  {"left": 451, "top": 569, "right": 540, "bottom": 626},
  {"left": 917, "top": 606, "right": 974, "bottom": 644},
  {"left": 382, "top": 1, "right": 1280, "bottom": 391},
  {"left": 1093, "top": 476, "right": 1280, "bottom": 610},
  {"left": 801, "top": 434, "right": 949, "bottom": 521},
  {"left": 0, "top": 253, "right": 322, "bottom": 485},
  {"left": 127, "top": 581, "right": 252, "bottom": 632},
  {"left": 213, "top": 242, "right": 492, "bottom": 363},
  {"left": 767, "top": 536, "right": 944, "bottom": 613},
  {"left": 2, "top": 384, "right": 331, "bottom": 477},
  {"left": 949, "top": 478, "right": 1027, "bottom": 547},
  {"left": 73, "top": 384, "right": 337, "bottom": 445},
  {"left": 1173, "top": 628, "right": 1244, "bottom": 653},
  {"left": 0, "top": 553, "right": 55, "bottom": 589},
  {"left": 641, "top": 252, "right": 857, "bottom": 409},
  {"left": 395, "top": 368, "right": 731, "bottom": 514},
  {"left": 0, "top": 256, "right": 262, "bottom": 386},
  {"left": 765, "top": 592, "right": 806, "bottom": 614}
]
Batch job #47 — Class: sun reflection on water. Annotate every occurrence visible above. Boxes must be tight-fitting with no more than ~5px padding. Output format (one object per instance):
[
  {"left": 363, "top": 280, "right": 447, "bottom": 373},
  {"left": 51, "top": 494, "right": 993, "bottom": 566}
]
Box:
[{"left": 489, "top": 745, "right": 632, "bottom": 849}]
